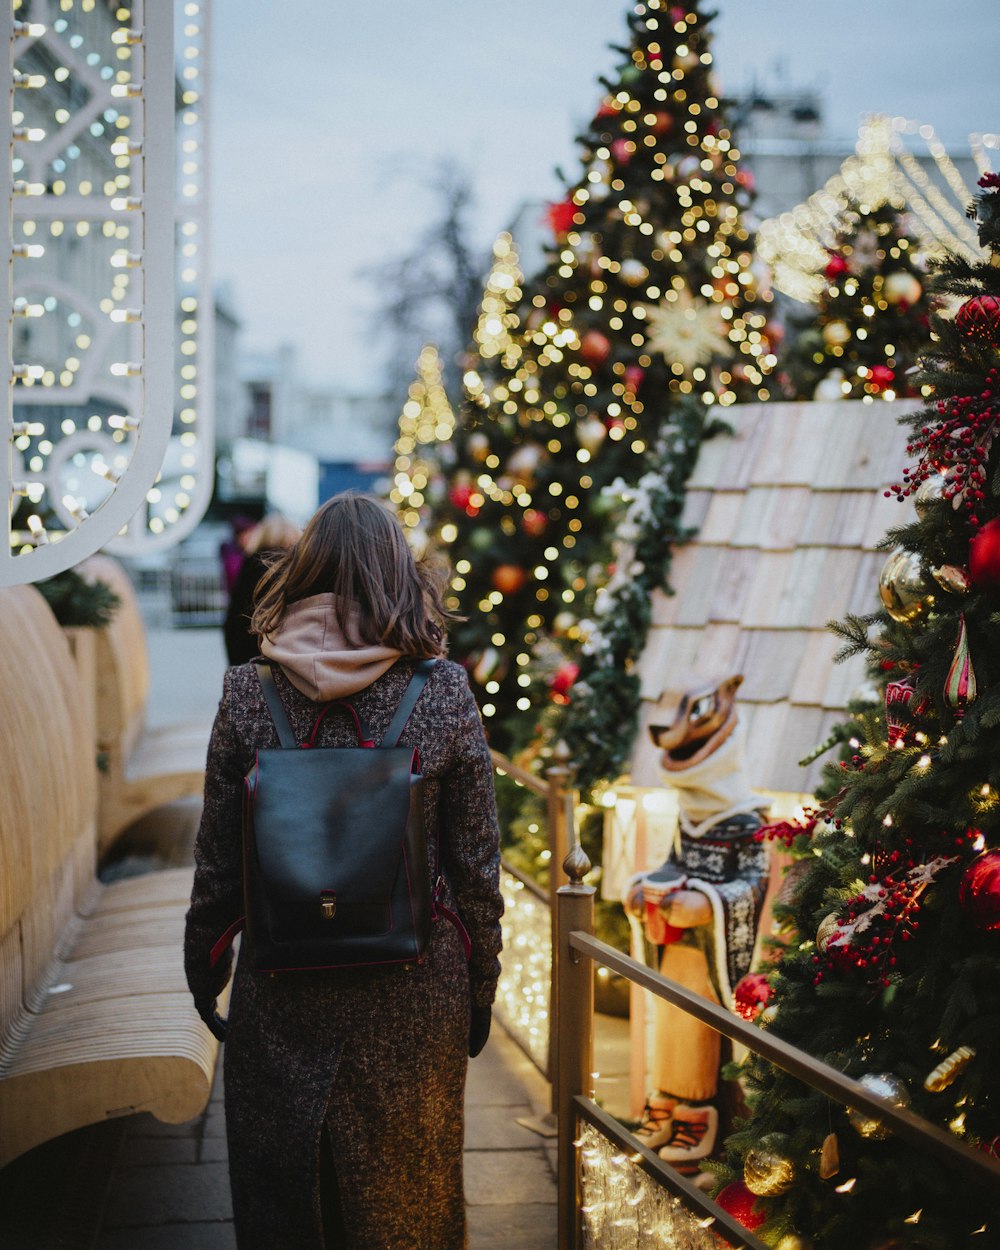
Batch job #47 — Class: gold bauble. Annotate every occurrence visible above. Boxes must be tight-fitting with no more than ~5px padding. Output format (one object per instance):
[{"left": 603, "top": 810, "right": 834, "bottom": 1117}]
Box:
[
  {"left": 882, "top": 270, "right": 923, "bottom": 306},
  {"left": 847, "top": 1072, "right": 911, "bottom": 1139},
  {"left": 777, "top": 1236, "right": 815, "bottom": 1250},
  {"left": 930, "top": 563, "right": 971, "bottom": 595},
  {"left": 577, "top": 416, "right": 608, "bottom": 454},
  {"left": 879, "top": 548, "right": 934, "bottom": 622},
  {"left": 913, "top": 473, "right": 948, "bottom": 518},
  {"left": 743, "top": 1133, "right": 796, "bottom": 1196},
  {"left": 816, "top": 912, "right": 841, "bottom": 952},
  {"left": 822, "top": 319, "right": 852, "bottom": 348},
  {"left": 619, "top": 258, "right": 650, "bottom": 287},
  {"left": 466, "top": 431, "right": 490, "bottom": 463}
]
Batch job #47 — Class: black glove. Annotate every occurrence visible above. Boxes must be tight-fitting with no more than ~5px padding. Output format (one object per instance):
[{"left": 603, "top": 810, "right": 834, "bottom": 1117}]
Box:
[
  {"left": 194, "top": 997, "right": 227, "bottom": 1043},
  {"left": 469, "top": 1004, "right": 492, "bottom": 1058}
]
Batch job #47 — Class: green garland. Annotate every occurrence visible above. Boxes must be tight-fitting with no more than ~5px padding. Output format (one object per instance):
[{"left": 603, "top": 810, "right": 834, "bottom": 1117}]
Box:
[{"left": 560, "top": 400, "right": 728, "bottom": 790}]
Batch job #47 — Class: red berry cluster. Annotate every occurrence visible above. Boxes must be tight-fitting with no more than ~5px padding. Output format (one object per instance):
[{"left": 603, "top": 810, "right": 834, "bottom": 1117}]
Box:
[
  {"left": 754, "top": 808, "right": 821, "bottom": 849},
  {"left": 887, "top": 368, "right": 999, "bottom": 528}
]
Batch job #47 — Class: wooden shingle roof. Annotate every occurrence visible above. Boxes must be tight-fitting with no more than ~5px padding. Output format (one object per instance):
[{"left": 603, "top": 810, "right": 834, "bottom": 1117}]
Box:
[{"left": 628, "top": 399, "right": 916, "bottom": 797}]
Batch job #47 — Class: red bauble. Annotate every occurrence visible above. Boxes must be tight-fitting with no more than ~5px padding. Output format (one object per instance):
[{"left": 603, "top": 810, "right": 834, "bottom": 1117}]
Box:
[
  {"left": 732, "top": 973, "right": 772, "bottom": 1022},
  {"left": 868, "top": 364, "right": 896, "bottom": 392},
  {"left": 650, "top": 111, "right": 674, "bottom": 136},
  {"left": 611, "top": 138, "right": 633, "bottom": 165},
  {"left": 580, "top": 330, "right": 612, "bottom": 365},
  {"left": 546, "top": 199, "right": 577, "bottom": 237},
  {"left": 520, "top": 508, "right": 548, "bottom": 538},
  {"left": 550, "top": 661, "right": 579, "bottom": 698},
  {"left": 624, "top": 364, "right": 646, "bottom": 392},
  {"left": 595, "top": 99, "right": 618, "bottom": 119},
  {"left": 669, "top": 5, "right": 686, "bottom": 21},
  {"left": 969, "top": 518, "right": 1000, "bottom": 589},
  {"left": 491, "top": 564, "right": 528, "bottom": 596},
  {"left": 955, "top": 294, "right": 1000, "bottom": 344},
  {"left": 735, "top": 168, "right": 756, "bottom": 192},
  {"left": 958, "top": 851, "right": 1000, "bottom": 931},
  {"left": 715, "top": 1181, "right": 766, "bottom": 1230},
  {"left": 824, "top": 253, "right": 850, "bottom": 280},
  {"left": 449, "top": 483, "right": 474, "bottom": 511}
]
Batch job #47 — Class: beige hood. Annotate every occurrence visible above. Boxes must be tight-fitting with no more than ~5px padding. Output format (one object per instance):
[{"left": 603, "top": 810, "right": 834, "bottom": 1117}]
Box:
[{"left": 260, "top": 593, "right": 402, "bottom": 702}]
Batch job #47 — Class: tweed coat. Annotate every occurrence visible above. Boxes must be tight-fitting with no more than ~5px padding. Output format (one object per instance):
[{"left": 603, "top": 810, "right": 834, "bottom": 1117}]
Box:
[{"left": 184, "top": 657, "right": 503, "bottom": 1250}]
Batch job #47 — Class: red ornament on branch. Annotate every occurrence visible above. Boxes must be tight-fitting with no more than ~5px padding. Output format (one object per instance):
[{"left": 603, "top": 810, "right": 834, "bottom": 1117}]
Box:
[
  {"left": 959, "top": 851, "right": 1000, "bottom": 932},
  {"left": 955, "top": 294, "right": 1000, "bottom": 345},
  {"left": 715, "top": 1182, "right": 767, "bottom": 1231},
  {"left": 580, "top": 330, "right": 612, "bottom": 365},
  {"left": 549, "top": 661, "right": 579, "bottom": 702},
  {"left": 623, "top": 364, "right": 646, "bottom": 393},
  {"left": 732, "top": 973, "right": 773, "bottom": 1022},
  {"left": 449, "top": 482, "right": 476, "bottom": 513},
  {"left": 611, "top": 138, "right": 634, "bottom": 166},
  {"left": 944, "top": 614, "right": 977, "bottom": 715},
  {"left": 969, "top": 517, "right": 1000, "bottom": 589},
  {"left": 824, "top": 253, "right": 850, "bottom": 280},
  {"left": 520, "top": 508, "right": 548, "bottom": 538},
  {"left": 491, "top": 564, "right": 528, "bottom": 596},
  {"left": 867, "top": 364, "right": 896, "bottom": 393},
  {"left": 546, "top": 199, "right": 578, "bottom": 237},
  {"left": 884, "top": 677, "right": 926, "bottom": 748}
]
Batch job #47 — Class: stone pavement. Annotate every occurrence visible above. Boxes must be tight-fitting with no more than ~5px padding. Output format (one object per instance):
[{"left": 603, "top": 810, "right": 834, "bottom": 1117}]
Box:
[{"left": 90, "top": 1019, "right": 556, "bottom": 1250}]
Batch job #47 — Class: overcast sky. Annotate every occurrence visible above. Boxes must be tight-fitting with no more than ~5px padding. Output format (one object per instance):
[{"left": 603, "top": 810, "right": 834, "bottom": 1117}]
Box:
[{"left": 210, "top": 1, "right": 999, "bottom": 393}]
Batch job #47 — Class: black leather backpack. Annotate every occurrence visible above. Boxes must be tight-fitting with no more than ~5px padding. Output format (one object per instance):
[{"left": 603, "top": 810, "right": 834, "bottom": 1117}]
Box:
[{"left": 242, "top": 659, "right": 437, "bottom": 972}]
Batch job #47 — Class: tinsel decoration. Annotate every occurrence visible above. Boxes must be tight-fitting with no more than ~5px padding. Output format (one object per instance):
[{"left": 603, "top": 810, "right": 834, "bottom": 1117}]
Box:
[
  {"left": 944, "top": 614, "right": 977, "bottom": 715},
  {"left": 924, "top": 1045, "right": 976, "bottom": 1093}
]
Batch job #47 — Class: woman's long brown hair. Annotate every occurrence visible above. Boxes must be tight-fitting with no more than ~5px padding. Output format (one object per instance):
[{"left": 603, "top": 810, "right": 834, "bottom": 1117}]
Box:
[{"left": 250, "top": 492, "right": 455, "bottom": 657}]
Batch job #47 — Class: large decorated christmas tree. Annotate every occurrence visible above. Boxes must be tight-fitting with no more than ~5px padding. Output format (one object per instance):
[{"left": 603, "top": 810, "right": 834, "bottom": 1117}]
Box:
[
  {"left": 715, "top": 175, "right": 1000, "bottom": 1249},
  {"left": 432, "top": 0, "right": 775, "bottom": 777},
  {"left": 784, "top": 196, "right": 933, "bottom": 404}
]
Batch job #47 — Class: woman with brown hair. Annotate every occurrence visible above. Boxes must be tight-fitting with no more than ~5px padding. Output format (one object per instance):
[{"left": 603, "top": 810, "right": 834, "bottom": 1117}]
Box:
[{"left": 184, "top": 492, "right": 503, "bottom": 1250}]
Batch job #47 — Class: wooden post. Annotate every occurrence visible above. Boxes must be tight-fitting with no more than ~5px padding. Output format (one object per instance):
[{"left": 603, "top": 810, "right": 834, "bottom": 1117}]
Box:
[
  {"left": 545, "top": 743, "right": 574, "bottom": 1105},
  {"left": 556, "top": 843, "right": 595, "bottom": 1250}
]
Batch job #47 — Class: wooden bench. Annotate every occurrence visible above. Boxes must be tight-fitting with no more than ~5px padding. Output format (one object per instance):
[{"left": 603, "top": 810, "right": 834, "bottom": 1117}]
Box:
[
  {"left": 82, "top": 555, "right": 213, "bottom": 855},
  {"left": 0, "top": 584, "right": 219, "bottom": 1169}
]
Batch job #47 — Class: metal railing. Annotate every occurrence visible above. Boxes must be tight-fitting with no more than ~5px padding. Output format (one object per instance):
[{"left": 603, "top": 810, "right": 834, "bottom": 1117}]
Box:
[
  {"left": 491, "top": 746, "right": 576, "bottom": 1091},
  {"left": 553, "top": 846, "right": 1000, "bottom": 1250}
]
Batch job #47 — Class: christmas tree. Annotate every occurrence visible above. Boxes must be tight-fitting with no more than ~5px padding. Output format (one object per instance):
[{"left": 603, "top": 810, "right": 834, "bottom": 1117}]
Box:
[
  {"left": 433, "top": 0, "right": 775, "bottom": 770},
  {"left": 389, "top": 344, "right": 455, "bottom": 549},
  {"left": 784, "top": 197, "right": 933, "bottom": 404},
  {"left": 716, "top": 176, "right": 1000, "bottom": 1249}
]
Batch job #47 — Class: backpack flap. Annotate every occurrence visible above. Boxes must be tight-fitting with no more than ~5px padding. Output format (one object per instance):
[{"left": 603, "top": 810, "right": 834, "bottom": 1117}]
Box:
[{"left": 245, "top": 745, "right": 430, "bottom": 970}]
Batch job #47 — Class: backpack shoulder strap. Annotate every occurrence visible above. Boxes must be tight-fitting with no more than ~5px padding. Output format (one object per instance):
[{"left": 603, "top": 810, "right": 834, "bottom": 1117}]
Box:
[
  {"left": 382, "top": 658, "right": 437, "bottom": 747},
  {"left": 254, "top": 661, "right": 298, "bottom": 749}
]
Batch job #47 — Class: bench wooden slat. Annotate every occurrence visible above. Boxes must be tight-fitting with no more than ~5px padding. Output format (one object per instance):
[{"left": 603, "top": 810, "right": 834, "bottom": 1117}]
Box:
[
  {"left": 0, "top": 993, "right": 215, "bottom": 1167},
  {"left": 82, "top": 866, "right": 195, "bottom": 917},
  {"left": 38, "top": 946, "right": 188, "bottom": 1012},
  {"left": 81, "top": 556, "right": 212, "bottom": 851}
]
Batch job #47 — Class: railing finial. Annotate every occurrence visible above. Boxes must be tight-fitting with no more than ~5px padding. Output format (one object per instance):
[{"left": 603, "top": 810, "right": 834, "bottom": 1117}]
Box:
[{"left": 563, "top": 843, "right": 592, "bottom": 885}]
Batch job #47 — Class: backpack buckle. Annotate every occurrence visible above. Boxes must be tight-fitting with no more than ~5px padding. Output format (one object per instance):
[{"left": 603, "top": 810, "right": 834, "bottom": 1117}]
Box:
[{"left": 320, "top": 890, "right": 337, "bottom": 920}]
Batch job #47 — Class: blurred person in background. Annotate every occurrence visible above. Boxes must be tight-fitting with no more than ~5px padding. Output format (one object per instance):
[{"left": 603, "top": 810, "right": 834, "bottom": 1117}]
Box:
[{"left": 223, "top": 513, "right": 301, "bottom": 665}]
